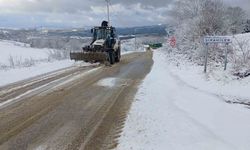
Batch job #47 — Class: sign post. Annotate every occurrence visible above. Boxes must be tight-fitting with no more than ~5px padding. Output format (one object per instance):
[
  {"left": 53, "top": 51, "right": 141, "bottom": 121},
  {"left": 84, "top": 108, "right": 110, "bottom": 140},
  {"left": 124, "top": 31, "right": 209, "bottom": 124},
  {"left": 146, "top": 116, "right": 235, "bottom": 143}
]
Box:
[
  {"left": 204, "top": 43, "right": 209, "bottom": 73},
  {"left": 224, "top": 43, "right": 229, "bottom": 71},
  {"left": 203, "top": 36, "right": 232, "bottom": 73}
]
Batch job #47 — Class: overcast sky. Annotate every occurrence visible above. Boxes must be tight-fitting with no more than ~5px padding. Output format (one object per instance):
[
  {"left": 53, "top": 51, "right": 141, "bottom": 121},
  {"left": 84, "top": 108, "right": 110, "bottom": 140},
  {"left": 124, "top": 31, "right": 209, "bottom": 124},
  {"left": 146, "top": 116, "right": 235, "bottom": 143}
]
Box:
[{"left": 0, "top": 0, "right": 249, "bottom": 28}]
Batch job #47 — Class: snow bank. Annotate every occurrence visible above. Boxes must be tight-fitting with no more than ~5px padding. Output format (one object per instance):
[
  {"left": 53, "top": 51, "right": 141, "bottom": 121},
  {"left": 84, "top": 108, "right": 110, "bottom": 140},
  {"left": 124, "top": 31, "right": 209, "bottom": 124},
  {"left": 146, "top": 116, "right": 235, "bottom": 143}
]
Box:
[
  {"left": 116, "top": 49, "right": 250, "bottom": 150},
  {"left": 0, "top": 60, "right": 75, "bottom": 87},
  {"left": 233, "top": 32, "right": 250, "bottom": 42},
  {"left": 167, "top": 56, "right": 250, "bottom": 102},
  {"left": 157, "top": 33, "right": 250, "bottom": 103}
]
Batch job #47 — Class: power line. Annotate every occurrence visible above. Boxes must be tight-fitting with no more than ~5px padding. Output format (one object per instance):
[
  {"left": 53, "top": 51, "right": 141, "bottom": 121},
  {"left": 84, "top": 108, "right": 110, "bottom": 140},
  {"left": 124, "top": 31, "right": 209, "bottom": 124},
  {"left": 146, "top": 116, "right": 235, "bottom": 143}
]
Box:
[{"left": 105, "top": 0, "right": 111, "bottom": 26}]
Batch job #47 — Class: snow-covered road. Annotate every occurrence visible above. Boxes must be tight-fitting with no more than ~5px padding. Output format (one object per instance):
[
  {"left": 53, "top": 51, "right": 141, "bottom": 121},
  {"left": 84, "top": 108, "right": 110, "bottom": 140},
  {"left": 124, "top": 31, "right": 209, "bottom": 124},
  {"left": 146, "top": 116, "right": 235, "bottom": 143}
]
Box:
[
  {"left": 0, "top": 52, "right": 153, "bottom": 150},
  {"left": 116, "top": 49, "right": 250, "bottom": 150}
]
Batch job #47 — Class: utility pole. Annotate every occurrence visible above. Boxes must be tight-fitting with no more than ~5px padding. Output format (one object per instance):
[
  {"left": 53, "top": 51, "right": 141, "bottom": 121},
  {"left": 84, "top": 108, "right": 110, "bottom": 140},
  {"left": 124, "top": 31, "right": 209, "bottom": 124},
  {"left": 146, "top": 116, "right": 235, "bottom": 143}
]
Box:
[
  {"left": 134, "top": 28, "right": 137, "bottom": 50},
  {"left": 105, "top": 0, "right": 110, "bottom": 26}
]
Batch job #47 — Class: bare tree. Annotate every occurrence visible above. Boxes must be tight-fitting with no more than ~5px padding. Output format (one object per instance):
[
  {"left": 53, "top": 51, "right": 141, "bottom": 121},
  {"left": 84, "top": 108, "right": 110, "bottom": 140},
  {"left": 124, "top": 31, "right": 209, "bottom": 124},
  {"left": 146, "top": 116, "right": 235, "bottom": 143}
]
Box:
[
  {"left": 171, "top": 0, "right": 202, "bottom": 23},
  {"left": 169, "top": 0, "right": 250, "bottom": 74},
  {"left": 225, "top": 7, "right": 246, "bottom": 34},
  {"left": 198, "top": 0, "right": 226, "bottom": 36},
  {"left": 233, "top": 37, "right": 250, "bottom": 65}
]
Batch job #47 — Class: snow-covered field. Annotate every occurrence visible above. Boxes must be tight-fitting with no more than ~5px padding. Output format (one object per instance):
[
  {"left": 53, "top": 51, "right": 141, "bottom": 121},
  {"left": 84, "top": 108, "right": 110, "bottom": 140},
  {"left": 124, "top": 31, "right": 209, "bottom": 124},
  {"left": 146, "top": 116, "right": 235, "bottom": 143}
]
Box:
[
  {"left": 0, "top": 40, "right": 76, "bottom": 86},
  {"left": 116, "top": 48, "right": 250, "bottom": 150},
  {"left": 0, "top": 40, "right": 49, "bottom": 65}
]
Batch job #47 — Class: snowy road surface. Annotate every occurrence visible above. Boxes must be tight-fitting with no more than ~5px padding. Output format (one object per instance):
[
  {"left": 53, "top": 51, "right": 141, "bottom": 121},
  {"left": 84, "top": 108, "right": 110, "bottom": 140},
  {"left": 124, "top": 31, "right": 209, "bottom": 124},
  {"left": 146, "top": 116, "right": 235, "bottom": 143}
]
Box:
[
  {"left": 0, "top": 52, "right": 153, "bottom": 150},
  {"left": 116, "top": 50, "right": 250, "bottom": 150}
]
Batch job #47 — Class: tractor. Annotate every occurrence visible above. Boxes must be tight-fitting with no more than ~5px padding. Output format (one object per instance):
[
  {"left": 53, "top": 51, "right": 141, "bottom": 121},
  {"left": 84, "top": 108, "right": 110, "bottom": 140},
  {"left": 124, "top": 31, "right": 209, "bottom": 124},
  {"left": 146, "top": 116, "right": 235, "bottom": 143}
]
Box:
[{"left": 70, "top": 21, "right": 121, "bottom": 65}]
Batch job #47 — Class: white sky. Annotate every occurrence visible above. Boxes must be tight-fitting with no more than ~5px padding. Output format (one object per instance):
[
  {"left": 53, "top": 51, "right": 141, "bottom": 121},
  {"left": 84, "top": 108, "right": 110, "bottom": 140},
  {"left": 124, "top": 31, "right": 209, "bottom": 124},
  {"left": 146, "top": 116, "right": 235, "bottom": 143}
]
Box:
[{"left": 0, "top": 0, "right": 249, "bottom": 28}]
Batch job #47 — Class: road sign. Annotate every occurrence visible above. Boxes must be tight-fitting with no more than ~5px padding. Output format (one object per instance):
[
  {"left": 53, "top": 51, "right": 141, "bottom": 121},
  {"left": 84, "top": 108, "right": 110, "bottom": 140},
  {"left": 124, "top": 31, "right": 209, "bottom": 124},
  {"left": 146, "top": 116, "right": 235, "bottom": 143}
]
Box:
[
  {"left": 204, "top": 36, "right": 232, "bottom": 44},
  {"left": 170, "top": 36, "right": 176, "bottom": 48},
  {"left": 203, "top": 36, "right": 232, "bottom": 73}
]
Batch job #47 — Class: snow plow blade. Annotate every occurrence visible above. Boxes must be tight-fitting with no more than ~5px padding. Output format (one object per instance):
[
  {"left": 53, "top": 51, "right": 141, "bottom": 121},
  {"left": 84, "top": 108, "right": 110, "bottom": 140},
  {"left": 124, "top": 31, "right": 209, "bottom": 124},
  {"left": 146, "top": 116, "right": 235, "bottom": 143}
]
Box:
[{"left": 70, "top": 52, "right": 107, "bottom": 63}]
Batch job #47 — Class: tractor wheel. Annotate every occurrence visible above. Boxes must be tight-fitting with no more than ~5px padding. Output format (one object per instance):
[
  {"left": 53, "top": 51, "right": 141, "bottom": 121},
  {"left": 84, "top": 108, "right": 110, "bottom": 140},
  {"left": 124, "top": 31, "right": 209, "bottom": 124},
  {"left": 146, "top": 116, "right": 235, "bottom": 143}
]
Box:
[
  {"left": 108, "top": 51, "right": 115, "bottom": 65},
  {"left": 115, "top": 48, "right": 121, "bottom": 62}
]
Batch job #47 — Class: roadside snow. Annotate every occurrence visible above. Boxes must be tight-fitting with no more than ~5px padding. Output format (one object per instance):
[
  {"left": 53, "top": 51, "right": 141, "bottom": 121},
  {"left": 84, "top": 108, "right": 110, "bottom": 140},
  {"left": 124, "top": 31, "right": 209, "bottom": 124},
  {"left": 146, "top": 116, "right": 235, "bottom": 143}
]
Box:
[
  {"left": 121, "top": 38, "right": 148, "bottom": 53},
  {"left": 158, "top": 32, "right": 250, "bottom": 103},
  {"left": 167, "top": 58, "right": 250, "bottom": 102},
  {"left": 162, "top": 37, "right": 250, "bottom": 103},
  {"left": 121, "top": 51, "right": 136, "bottom": 55},
  {"left": 116, "top": 49, "right": 250, "bottom": 150},
  {"left": 0, "top": 60, "right": 75, "bottom": 87}
]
